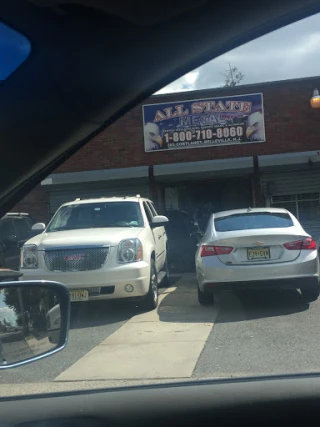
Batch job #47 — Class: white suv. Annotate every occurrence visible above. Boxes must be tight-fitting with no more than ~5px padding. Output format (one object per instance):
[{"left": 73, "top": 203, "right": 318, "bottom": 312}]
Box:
[{"left": 20, "top": 196, "right": 169, "bottom": 310}]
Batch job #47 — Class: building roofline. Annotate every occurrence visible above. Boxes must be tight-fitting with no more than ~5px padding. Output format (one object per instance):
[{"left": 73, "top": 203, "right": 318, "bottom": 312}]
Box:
[
  {"left": 41, "top": 165, "right": 149, "bottom": 186},
  {"left": 150, "top": 75, "right": 320, "bottom": 100}
]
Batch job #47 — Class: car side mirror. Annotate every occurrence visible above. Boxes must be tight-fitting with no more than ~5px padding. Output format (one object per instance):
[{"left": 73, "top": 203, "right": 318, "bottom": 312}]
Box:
[
  {"left": 0, "top": 281, "right": 70, "bottom": 369},
  {"left": 31, "top": 223, "right": 46, "bottom": 234},
  {"left": 3, "top": 234, "right": 18, "bottom": 246},
  {"left": 151, "top": 215, "right": 169, "bottom": 228}
]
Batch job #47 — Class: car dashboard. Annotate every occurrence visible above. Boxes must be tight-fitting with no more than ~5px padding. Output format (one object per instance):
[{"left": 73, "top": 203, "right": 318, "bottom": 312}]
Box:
[{"left": 1, "top": 374, "right": 320, "bottom": 427}]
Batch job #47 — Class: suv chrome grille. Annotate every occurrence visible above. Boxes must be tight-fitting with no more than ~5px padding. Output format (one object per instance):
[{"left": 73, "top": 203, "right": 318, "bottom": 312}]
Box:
[{"left": 44, "top": 247, "right": 109, "bottom": 272}]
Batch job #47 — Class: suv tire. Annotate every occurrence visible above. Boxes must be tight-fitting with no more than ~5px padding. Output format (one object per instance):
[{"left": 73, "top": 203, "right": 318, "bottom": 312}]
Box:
[{"left": 141, "top": 260, "right": 158, "bottom": 311}]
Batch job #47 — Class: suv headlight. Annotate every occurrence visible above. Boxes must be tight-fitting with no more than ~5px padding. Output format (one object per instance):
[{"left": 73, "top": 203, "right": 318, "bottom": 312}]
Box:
[
  {"left": 21, "top": 245, "right": 38, "bottom": 269},
  {"left": 118, "top": 239, "right": 143, "bottom": 264}
]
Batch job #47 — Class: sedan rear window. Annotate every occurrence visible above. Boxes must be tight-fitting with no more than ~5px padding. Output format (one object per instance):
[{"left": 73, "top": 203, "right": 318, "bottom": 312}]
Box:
[{"left": 214, "top": 212, "right": 294, "bottom": 232}]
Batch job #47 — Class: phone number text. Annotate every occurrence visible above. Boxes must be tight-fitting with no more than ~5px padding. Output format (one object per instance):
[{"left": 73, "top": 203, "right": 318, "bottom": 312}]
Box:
[{"left": 163, "top": 126, "right": 244, "bottom": 143}]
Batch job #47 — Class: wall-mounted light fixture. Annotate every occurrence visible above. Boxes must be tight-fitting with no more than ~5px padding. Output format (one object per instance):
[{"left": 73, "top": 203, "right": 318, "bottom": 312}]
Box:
[{"left": 310, "top": 89, "right": 320, "bottom": 109}]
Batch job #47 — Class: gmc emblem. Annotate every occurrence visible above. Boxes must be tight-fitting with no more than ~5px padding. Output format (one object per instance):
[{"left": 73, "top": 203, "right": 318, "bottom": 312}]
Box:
[{"left": 64, "top": 254, "right": 86, "bottom": 261}]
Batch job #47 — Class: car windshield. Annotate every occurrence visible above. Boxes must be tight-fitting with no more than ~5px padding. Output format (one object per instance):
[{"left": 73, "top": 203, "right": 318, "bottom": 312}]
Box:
[
  {"left": 46, "top": 202, "right": 144, "bottom": 231},
  {"left": 214, "top": 212, "right": 294, "bottom": 232},
  {"left": 3, "top": 9, "right": 320, "bottom": 400}
]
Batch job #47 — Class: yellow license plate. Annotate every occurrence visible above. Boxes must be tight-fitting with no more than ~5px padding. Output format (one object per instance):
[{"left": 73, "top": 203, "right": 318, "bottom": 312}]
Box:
[
  {"left": 70, "top": 290, "right": 89, "bottom": 301},
  {"left": 247, "top": 247, "right": 270, "bottom": 260}
]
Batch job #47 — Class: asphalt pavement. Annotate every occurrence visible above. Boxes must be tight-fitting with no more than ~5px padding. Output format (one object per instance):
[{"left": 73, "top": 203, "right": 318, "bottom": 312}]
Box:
[
  {"left": 1, "top": 274, "right": 320, "bottom": 395},
  {"left": 0, "top": 299, "right": 139, "bottom": 384}
]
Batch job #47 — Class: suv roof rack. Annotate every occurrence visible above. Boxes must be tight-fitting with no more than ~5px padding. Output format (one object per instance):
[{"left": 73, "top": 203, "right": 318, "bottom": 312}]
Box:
[
  {"left": 109, "top": 195, "right": 141, "bottom": 199},
  {"left": 72, "top": 195, "right": 144, "bottom": 202}
]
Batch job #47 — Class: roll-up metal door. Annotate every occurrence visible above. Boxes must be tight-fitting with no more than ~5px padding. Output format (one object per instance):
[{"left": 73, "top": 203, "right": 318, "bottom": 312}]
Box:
[
  {"left": 45, "top": 179, "right": 150, "bottom": 217},
  {"left": 261, "top": 170, "right": 320, "bottom": 240}
]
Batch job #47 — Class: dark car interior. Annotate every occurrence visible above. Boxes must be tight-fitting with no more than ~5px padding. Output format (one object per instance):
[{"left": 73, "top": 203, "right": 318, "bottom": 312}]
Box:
[
  {"left": 1, "top": 0, "right": 320, "bottom": 426},
  {"left": 165, "top": 210, "right": 199, "bottom": 272},
  {"left": 0, "top": 213, "right": 35, "bottom": 270}
]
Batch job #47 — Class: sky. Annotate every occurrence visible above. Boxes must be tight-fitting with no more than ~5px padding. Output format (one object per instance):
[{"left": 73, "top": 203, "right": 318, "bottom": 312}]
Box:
[{"left": 157, "top": 13, "right": 320, "bottom": 94}]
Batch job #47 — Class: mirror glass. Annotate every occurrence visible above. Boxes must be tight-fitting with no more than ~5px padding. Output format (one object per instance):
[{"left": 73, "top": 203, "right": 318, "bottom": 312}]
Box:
[{"left": 0, "top": 286, "right": 61, "bottom": 365}]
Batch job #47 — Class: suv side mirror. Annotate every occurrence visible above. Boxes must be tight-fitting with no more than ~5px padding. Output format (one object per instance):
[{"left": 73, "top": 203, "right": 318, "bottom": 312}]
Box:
[
  {"left": 32, "top": 223, "right": 46, "bottom": 234},
  {"left": 0, "top": 281, "right": 70, "bottom": 369},
  {"left": 4, "top": 234, "right": 18, "bottom": 246},
  {"left": 151, "top": 215, "right": 169, "bottom": 228}
]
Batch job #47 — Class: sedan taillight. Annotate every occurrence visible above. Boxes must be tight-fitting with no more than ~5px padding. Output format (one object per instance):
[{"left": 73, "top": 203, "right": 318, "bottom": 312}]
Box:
[
  {"left": 284, "top": 238, "right": 317, "bottom": 251},
  {"left": 200, "top": 245, "right": 233, "bottom": 257}
]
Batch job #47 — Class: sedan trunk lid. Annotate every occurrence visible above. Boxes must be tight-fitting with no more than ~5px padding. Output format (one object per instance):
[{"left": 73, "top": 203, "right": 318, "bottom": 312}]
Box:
[{"left": 208, "top": 228, "right": 308, "bottom": 265}]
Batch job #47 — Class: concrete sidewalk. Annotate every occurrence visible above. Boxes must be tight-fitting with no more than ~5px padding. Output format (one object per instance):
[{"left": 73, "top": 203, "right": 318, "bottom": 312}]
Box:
[{"left": 55, "top": 275, "right": 218, "bottom": 381}]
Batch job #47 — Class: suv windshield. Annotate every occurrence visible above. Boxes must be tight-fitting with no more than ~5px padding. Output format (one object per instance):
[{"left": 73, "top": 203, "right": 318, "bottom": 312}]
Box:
[
  {"left": 214, "top": 212, "right": 294, "bottom": 232},
  {"left": 47, "top": 201, "right": 144, "bottom": 232}
]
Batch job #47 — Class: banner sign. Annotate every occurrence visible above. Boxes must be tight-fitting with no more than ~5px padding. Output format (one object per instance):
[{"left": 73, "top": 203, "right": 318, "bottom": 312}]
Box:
[{"left": 143, "top": 93, "right": 265, "bottom": 152}]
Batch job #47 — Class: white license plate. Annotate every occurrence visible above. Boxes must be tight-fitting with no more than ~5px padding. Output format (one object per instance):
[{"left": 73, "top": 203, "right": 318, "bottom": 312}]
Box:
[
  {"left": 247, "top": 247, "right": 270, "bottom": 260},
  {"left": 70, "top": 289, "right": 89, "bottom": 301}
]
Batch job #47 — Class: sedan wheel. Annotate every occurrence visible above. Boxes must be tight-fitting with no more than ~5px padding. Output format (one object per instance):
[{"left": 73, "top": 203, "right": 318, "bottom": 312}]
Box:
[
  {"left": 300, "top": 284, "right": 320, "bottom": 302},
  {"left": 197, "top": 286, "right": 214, "bottom": 306}
]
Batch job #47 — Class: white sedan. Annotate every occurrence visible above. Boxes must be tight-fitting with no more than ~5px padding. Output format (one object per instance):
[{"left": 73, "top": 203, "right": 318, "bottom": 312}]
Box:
[{"left": 196, "top": 207, "right": 319, "bottom": 305}]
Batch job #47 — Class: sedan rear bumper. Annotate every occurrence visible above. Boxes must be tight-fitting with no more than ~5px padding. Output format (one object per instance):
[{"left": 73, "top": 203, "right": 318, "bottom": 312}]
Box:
[
  {"left": 197, "top": 250, "right": 319, "bottom": 291},
  {"left": 203, "top": 277, "right": 319, "bottom": 292}
]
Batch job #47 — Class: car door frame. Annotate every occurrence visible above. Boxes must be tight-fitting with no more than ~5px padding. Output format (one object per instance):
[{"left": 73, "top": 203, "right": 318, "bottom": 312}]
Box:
[
  {"left": 142, "top": 201, "right": 163, "bottom": 273},
  {"left": 147, "top": 201, "right": 166, "bottom": 270}
]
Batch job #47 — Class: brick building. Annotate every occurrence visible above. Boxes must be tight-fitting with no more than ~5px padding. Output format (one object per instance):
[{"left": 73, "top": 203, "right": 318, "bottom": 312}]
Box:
[{"left": 13, "top": 76, "right": 320, "bottom": 238}]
